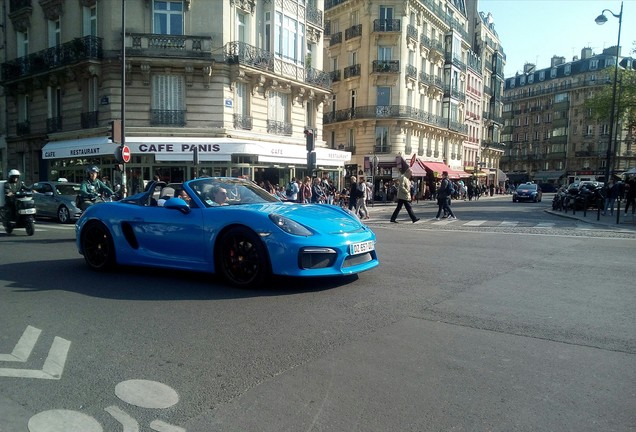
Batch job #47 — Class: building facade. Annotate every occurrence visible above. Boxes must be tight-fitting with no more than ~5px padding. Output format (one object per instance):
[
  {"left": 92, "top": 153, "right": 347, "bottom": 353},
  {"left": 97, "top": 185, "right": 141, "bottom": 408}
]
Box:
[
  {"left": 1, "top": 0, "right": 344, "bottom": 188},
  {"left": 322, "top": 0, "right": 506, "bottom": 195},
  {"left": 501, "top": 47, "right": 635, "bottom": 186}
]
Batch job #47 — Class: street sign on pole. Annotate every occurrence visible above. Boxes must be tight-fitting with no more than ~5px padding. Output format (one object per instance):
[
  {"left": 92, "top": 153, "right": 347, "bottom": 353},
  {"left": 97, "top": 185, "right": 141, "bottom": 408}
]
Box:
[{"left": 121, "top": 145, "right": 131, "bottom": 163}]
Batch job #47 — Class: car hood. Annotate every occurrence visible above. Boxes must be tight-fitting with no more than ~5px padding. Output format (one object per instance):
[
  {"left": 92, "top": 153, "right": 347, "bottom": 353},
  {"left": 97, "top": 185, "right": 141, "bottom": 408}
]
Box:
[{"left": 253, "top": 203, "right": 366, "bottom": 234}]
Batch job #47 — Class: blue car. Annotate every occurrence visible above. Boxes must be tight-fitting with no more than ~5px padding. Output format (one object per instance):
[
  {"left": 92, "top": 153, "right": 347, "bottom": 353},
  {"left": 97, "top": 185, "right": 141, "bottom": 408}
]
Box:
[{"left": 75, "top": 177, "right": 379, "bottom": 288}]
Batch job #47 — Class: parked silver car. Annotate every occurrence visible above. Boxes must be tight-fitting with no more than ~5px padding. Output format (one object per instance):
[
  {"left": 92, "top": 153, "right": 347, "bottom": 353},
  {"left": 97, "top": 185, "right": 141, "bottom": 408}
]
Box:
[{"left": 31, "top": 181, "right": 82, "bottom": 223}]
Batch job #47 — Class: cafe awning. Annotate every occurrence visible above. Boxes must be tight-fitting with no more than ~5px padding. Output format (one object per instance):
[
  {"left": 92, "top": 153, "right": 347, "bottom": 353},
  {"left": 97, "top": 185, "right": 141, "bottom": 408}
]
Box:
[{"left": 41, "top": 136, "right": 118, "bottom": 160}]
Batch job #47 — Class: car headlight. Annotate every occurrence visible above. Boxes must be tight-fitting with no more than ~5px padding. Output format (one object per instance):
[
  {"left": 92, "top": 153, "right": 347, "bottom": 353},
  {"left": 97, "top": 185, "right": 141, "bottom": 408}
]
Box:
[{"left": 269, "top": 213, "right": 313, "bottom": 236}]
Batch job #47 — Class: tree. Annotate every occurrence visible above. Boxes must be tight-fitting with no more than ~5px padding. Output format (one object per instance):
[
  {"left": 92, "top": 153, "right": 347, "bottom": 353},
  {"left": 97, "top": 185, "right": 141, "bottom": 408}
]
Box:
[{"left": 586, "top": 67, "right": 636, "bottom": 133}]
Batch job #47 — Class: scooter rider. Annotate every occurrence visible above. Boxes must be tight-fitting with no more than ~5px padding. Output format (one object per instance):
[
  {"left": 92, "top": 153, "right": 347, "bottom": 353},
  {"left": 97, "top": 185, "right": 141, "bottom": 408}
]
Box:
[
  {"left": 3, "top": 169, "right": 27, "bottom": 219},
  {"left": 79, "top": 165, "right": 114, "bottom": 211}
]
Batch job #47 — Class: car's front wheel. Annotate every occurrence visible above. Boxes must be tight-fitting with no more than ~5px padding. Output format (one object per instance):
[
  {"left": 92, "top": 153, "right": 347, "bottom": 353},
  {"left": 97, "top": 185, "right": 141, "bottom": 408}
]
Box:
[
  {"left": 57, "top": 205, "right": 71, "bottom": 223},
  {"left": 216, "top": 226, "right": 269, "bottom": 288},
  {"left": 81, "top": 222, "right": 115, "bottom": 271}
]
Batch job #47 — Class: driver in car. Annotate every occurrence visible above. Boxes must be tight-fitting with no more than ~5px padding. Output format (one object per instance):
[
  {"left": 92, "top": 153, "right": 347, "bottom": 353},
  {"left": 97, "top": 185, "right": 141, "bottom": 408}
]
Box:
[
  {"left": 79, "top": 166, "right": 114, "bottom": 211},
  {"left": 210, "top": 186, "right": 229, "bottom": 206}
]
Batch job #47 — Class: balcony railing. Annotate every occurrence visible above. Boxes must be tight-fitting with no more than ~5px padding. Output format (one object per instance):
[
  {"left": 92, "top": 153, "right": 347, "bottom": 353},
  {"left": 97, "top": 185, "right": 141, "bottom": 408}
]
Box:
[
  {"left": 16, "top": 120, "right": 30, "bottom": 135},
  {"left": 330, "top": 32, "right": 342, "bottom": 45},
  {"left": 306, "top": 6, "right": 323, "bottom": 28},
  {"left": 405, "top": 64, "right": 417, "bottom": 80},
  {"left": 407, "top": 24, "right": 418, "bottom": 41},
  {"left": 81, "top": 111, "right": 99, "bottom": 129},
  {"left": 267, "top": 120, "right": 292, "bottom": 136},
  {"left": 1, "top": 36, "right": 102, "bottom": 82},
  {"left": 127, "top": 33, "right": 212, "bottom": 58},
  {"left": 343, "top": 64, "right": 361, "bottom": 79},
  {"left": 46, "top": 117, "right": 63, "bottom": 133},
  {"left": 150, "top": 110, "right": 186, "bottom": 126},
  {"left": 419, "top": 72, "right": 443, "bottom": 88},
  {"left": 224, "top": 42, "right": 332, "bottom": 90},
  {"left": 233, "top": 114, "right": 253, "bottom": 130},
  {"left": 323, "top": 105, "right": 451, "bottom": 131},
  {"left": 372, "top": 60, "right": 399, "bottom": 73},
  {"left": 373, "top": 19, "right": 401, "bottom": 32},
  {"left": 345, "top": 24, "right": 362, "bottom": 40},
  {"left": 330, "top": 70, "right": 341, "bottom": 82}
]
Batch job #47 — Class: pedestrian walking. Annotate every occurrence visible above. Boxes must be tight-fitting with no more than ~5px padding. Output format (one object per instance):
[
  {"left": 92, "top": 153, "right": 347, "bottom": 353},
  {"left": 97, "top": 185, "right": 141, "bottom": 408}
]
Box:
[
  {"left": 435, "top": 171, "right": 457, "bottom": 220},
  {"left": 390, "top": 168, "right": 420, "bottom": 223},
  {"left": 624, "top": 176, "right": 636, "bottom": 216},
  {"left": 357, "top": 176, "right": 370, "bottom": 219}
]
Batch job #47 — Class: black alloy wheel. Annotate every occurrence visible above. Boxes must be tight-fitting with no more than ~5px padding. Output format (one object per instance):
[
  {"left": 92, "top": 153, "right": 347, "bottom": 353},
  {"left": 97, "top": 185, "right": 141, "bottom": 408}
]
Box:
[
  {"left": 81, "top": 222, "right": 115, "bottom": 271},
  {"left": 216, "top": 226, "right": 269, "bottom": 288}
]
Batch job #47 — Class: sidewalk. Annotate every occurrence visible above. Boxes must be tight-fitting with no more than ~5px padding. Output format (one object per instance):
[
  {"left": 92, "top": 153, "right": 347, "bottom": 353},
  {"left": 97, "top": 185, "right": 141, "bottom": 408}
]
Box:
[{"left": 545, "top": 206, "right": 636, "bottom": 231}]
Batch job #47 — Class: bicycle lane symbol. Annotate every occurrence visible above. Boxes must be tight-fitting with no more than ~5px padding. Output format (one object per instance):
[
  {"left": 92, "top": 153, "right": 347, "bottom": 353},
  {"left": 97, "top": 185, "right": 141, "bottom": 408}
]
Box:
[{"left": 28, "top": 379, "right": 186, "bottom": 432}]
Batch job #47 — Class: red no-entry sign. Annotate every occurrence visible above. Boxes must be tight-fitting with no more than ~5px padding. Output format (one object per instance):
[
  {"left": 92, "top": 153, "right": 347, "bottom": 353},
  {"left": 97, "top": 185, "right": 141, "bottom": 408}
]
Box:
[{"left": 121, "top": 145, "right": 131, "bottom": 163}]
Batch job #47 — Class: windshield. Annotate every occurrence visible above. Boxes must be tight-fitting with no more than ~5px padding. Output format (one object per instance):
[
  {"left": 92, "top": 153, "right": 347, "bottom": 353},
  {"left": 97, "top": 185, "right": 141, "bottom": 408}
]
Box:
[
  {"left": 56, "top": 184, "right": 80, "bottom": 195},
  {"left": 518, "top": 184, "right": 536, "bottom": 190},
  {"left": 187, "top": 177, "right": 280, "bottom": 207}
]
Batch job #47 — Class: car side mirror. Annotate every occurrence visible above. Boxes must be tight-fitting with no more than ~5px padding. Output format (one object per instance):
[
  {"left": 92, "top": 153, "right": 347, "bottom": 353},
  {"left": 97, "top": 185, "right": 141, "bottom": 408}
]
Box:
[{"left": 163, "top": 197, "right": 191, "bottom": 214}]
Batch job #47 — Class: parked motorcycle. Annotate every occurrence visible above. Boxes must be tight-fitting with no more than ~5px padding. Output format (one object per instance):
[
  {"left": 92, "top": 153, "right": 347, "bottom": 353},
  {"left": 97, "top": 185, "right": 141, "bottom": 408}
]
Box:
[{"left": 1, "top": 190, "right": 36, "bottom": 235}]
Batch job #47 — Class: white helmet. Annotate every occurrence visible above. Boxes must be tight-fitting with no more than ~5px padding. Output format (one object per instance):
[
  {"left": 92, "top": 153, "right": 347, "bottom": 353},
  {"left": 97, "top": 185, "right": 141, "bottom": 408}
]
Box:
[{"left": 8, "top": 169, "right": 20, "bottom": 177}]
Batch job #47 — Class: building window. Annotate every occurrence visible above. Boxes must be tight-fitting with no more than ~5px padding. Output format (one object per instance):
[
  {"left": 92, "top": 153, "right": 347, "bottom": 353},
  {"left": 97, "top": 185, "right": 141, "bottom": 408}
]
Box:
[
  {"left": 550, "top": 68, "right": 557, "bottom": 78},
  {"left": 539, "top": 71, "right": 545, "bottom": 81},
  {"left": 83, "top": 5, "right": 97, "bottom": 36},
  {"left": 237, "top": 10, "right": 248, "bottom": 43},
  {"left": 17, "top": 94, "right": 29, "bottom": 123},
  {"left": 267, "top": 90, "right": 290, "bottom": 135},
  {"left": 48, "top": 18, "right": 61, "bottom": 48},
  {"left": 306, "top": 100, "right": 315, "bottom": 128},
  {"left": 275, "top": 12, "right": 305, "bottom": 64},
  {"left": 153, "top": 1, "right": 184, "bottom": 35},
  {"left": 375, "top": 126, "right": 390, "bottom": 152},
  {"left": 151, "top": 74, "right": 186, "bottom": 125},
  {"left": 17, "top": 30, "right": 29, "bottom": 57},
  {"left": 590, "top": 59, "right": 598, "bottom": 70},
  {"left": 233, "top": 82, "right": 251, "bottom": 130},
  {"left": 564, "top": 64, "right": 571, "bottom": 75}
]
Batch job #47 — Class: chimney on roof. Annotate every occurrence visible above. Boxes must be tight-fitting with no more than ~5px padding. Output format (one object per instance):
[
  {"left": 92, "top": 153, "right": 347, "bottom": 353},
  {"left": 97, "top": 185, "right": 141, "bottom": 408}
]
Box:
[
  {"left": 602, "top": 45, "right": 621, "bottom": 57},
  {"left": 551, "top": 55, "right": 565, "bottom": 67},
  {"left": 523, "top": 63, "right": 535, "bottom": 74},
  {"left": 581, "top": 47, "right": 593, "bottom": 59},
  {"left": 572, "top": 55, "right": 579, "bottom": 62}
]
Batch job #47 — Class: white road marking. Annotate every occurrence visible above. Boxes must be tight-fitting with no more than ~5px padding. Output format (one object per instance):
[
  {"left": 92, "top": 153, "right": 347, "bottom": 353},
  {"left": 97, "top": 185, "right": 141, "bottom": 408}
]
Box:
[
  {"left": 0, "top": 335, "right": 70, "bottom": 379},
  {"left": 0, "top": 325, "right": 41, "bottom": 362},
  {"left": 499, "top": 221, "right": 518, "bottom": 227},
  {"left": 150, "top": 420, "right": 187, "bottom": 432},
  {"left": 28, "top": 409, "right": 103, "bottom": 432},
  {"left": 115, "top": 379, "right": 180, "bottom": 409},
  {"left": 104, "top": 406, "right": 139, "bottom": 432},
  {"left": 463, "top": 220, "right": 487, "bottom": 226},
  {"left": 536, "top": 222, "right": 556, "bottom": 228}
]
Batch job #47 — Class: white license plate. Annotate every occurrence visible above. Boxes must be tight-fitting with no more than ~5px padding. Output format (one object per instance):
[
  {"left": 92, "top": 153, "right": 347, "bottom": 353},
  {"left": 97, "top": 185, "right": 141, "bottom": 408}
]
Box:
[{"left": 350, "top": 240, "right": 374, "bottom": 255}]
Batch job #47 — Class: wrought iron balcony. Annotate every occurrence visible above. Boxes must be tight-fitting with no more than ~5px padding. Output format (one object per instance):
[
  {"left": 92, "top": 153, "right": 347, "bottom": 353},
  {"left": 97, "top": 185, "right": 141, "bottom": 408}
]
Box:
[
  {"left": 372, "top": 60, "right": 399, "bottom": 73},
  {"left": 1, "top": 36, "right": 102, "bottom": 82},
  {"left": 330, "top": 32, "right": 342, "bottom": 45},
  {"left": 407, "top": 24, "right": 418, "bottom": 41},
  {"left": 81, "top": 111, "right": 99, "bottom": 129},
  {"left": 323, "top": 105, "right": 449, "bottom": 130},
  {"left": 345, "top": 24, "right": 362, "bottom": 40},
  {"left": 443, "top": 85, "right": 465, "bottom": 101},
  {"left": 324, "top": 0, "right": 348, "bottom": 10},
  {"left": 127, "top": 33, "right": 212, "bottom": 58},
  {"left": 373, "top": 19, "right": 400, "bottom": 32},
  {"left": 150, "top": 110, "right": 186, "bottom": 126},
  {"left": 224, "top": 42, "right": 331, "bottom": 90},
  {"left": 266, "top": 120, "right": 292, "bottom": 136},
  {"left": 419, "top": 72, "right": 443, "bottom": 88},
  {"left": 374, "top": 145, "right": 392, "bottom": 154},
  {"left": 233, "top": 114, "right": 253, "bottom": 130},
  {"left": 330, "top": 70, "right": 341, "bottom": 82},
  {"left": 306, "top": 5, "right": 323, "bottom": 28},
  {"left": 344, "top": 64, "right": 361, "bottom": 79},
  {"left": 10, "top": 0, "right": 31, "bottom": 12},
  {"left": 16, "top": 120, "right": 30, "bottom": 136},
  {"left": 46, "top": 116, "right": 63, "bottom": 133},
  {"left": 405, "top": 64, "right": 417, "bottom": 80}
]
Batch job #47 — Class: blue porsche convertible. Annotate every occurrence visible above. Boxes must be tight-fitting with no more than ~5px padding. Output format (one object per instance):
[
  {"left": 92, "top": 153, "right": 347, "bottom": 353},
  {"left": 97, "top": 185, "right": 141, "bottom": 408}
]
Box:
[{"left": 75, "top": 177, "right": 379, "bottom": 287}]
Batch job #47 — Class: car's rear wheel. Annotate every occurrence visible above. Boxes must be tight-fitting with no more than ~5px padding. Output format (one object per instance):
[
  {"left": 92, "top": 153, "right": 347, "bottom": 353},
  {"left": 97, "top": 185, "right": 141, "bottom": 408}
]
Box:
[
  {"left": 216, "top": 226, "right": 269, "bottom": 288},
  {"left": 81, "top": 222, "right": 115, "bottom": 271},
  {"left": 57, "top": 205, "right": 71, "bottom": 223}
]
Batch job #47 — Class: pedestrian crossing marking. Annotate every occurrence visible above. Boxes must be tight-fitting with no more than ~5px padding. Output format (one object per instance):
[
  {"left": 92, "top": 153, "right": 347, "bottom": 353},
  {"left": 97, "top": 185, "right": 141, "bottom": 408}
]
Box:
[
  {"left": 499, "top": 221, "right": 518, "bottom": 227},
  {"left": 463, "top": 220, "right": 487, "bottom": 226},
  {"left": 535, "top": 222, "right": 555, "bottom": 228}
]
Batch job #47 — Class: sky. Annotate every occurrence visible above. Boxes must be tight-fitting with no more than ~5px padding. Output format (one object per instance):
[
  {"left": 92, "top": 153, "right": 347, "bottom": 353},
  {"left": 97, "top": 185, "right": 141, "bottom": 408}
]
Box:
[{"left": 478, "top": 0, "right": 636, "bottom": 77}]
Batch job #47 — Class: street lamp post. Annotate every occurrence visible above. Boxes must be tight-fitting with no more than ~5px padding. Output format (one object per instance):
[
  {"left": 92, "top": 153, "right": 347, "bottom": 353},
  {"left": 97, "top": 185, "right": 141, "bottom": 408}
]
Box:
[{"left": 595, "top": 1, "right": 623, "bottom": 184}]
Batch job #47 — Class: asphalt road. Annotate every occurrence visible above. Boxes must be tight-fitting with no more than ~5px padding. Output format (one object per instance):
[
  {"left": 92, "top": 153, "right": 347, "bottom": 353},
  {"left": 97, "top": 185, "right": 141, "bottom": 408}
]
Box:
[{"left": 1, "top": 196, "right": 634, "bottom": 432}]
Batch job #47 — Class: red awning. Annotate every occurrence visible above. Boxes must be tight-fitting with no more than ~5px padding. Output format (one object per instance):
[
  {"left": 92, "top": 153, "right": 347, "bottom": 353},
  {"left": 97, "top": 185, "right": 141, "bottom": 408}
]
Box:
[{"left": 408, "top": 160, "right": 472, "bottom": 179}]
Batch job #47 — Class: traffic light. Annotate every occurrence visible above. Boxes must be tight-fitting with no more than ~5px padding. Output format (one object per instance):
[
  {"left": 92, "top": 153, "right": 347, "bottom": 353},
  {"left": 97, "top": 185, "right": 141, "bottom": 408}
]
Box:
[
  {"left": 304, "top": 129, "right": 315, "bottom": 152},
  {"left": 307, "top": 151, "right": 316, "bottom": 174},
  {"left": 109, "top": 119, "right": 122, "bottom": 144}
]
